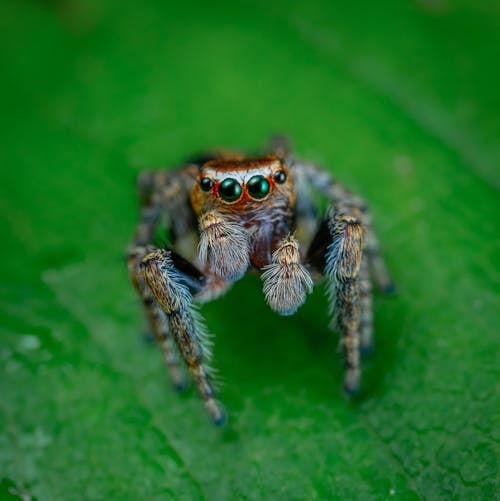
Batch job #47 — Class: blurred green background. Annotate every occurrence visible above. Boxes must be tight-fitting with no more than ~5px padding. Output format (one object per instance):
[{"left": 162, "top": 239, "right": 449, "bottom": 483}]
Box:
[{"left": 0, "top": 0, "right": 499, "bottom": 499}]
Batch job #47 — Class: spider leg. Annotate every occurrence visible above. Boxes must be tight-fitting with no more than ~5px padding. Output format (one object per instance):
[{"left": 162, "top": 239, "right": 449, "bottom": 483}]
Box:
[
  {"left": 128, "top": 167, "right": 228, "bottom": 424},
  {"left": 299, "top": 160, "right": 391, "bottom": 393},
  {"left": 327, "top": 204, "right": 364, "bottom": 394},
  {"left": 141, "top": 249, "right": 225, "bottom": 425},
  {"left": 306, "top": 213, "right": 373, "bottom": 391},
  {"left": 127, "top": 171, "right": 190, "bottom": 389},
  {"left": 128, "top": 170, "right": 194, "bottom": 378},
  {"left": 296, "top": 162, "right": 395, "bottom": 293},
  {"left": 129, "top": 243, "right": 209, "bottom": 391},
  {"left": 129, "top": 251, "right": 187, "bottom": 390}
]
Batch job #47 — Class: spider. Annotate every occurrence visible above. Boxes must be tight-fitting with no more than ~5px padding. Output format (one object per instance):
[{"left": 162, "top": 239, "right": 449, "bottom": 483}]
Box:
[{"left": 127, "top": 137, "right": 394, "bottom": 425}]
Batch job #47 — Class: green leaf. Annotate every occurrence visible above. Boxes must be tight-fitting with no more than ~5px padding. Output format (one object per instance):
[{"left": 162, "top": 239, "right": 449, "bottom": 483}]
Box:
[{"left": 1, "top": 1, "right": 498, "bottom": 499}]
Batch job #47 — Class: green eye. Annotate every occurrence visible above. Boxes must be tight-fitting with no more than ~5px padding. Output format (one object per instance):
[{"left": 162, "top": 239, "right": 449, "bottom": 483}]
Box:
[
  {"left": 219, "top": 178, "right": 242, "bottom": 202},
  {"left": 247, "top": 175, "right": 270, "bottom": 199},
  {"left": 200, "top": 177, "right": 213, "bottom": 192}
]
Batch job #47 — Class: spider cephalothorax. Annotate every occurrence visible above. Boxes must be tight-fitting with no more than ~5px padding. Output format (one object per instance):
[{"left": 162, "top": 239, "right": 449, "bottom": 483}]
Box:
[
  {"left": 127, "top": 137, "right": 394, "bottom": 425},
  {"left": 191, "top": 155, "right": 295, "bottom": 273}
]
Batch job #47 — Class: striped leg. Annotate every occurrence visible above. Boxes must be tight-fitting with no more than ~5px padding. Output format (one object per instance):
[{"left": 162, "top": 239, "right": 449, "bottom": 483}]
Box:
[
  {"left": 324, "top": 204, "right": 364, "bottom": 395},
  {"left": 128, "top": 245, "right": 187, "bottom": 390},
  {"left": 141, "top": 249, "right": 225, "bottom": 425},
  {"left": 129, "top": 167, "right": 227, "bottom": 424},
  {"left": 297, "top": 161, "right": 395, "bottom": 293},
  {"left": 299, "top": 157, "right": 396, "bottom": 391},
  {"left": 152, "top": 309, "right": 187, "bottom": 390},
  {"left": 127, "top": 170, "right": 195, "bottom": 393}
]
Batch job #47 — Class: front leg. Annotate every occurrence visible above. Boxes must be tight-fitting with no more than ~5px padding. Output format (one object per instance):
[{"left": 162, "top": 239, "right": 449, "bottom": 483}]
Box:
[
  {"left": 128, "top": 244, "right": 187, "bottom": 390},
  {"left": 141, "top": 249, "right": 225, "bottom": 425},
  {"left": 317, "top": 204, "right": 364, "bottom": 394}
]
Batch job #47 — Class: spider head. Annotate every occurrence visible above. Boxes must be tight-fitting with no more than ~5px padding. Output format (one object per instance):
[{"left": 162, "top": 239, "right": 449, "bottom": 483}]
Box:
[{"left": 191, "top": 155, "right": 294, "bottom": 215}]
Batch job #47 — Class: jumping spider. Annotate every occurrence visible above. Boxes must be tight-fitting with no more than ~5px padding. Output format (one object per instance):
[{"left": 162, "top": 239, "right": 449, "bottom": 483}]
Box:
[{"left": 127, "top": 137, "right": 394, "bottom": 425}]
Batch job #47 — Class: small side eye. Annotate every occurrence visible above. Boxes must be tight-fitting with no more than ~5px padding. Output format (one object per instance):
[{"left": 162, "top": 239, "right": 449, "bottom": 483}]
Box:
[
  {"left": 200, "top": 177, "right": 213, "bottom": 192},
  {"left": 247, "top": 175, "right": 270, "bottom": 199},
  {"left": 273, "top": 170, "right": 287, "bottom": 184},
  {"left": 219, "top": 178, "right": 242, "bottom": 202}
]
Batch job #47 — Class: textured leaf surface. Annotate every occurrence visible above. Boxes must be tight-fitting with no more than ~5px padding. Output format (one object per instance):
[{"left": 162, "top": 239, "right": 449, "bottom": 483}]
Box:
[{"left": 0, "top": 1, "right": 498, "bottom": 499}]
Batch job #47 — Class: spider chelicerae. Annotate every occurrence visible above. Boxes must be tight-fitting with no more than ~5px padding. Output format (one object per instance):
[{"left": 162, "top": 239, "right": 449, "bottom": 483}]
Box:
[{"left": 127, "top": 137, "right": 394, "bottom": 425}]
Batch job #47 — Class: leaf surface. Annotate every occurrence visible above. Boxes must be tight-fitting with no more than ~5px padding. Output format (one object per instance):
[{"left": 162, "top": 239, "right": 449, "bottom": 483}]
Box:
[{"left": 0, "top": 1, "right": 498, "bottom": 499}]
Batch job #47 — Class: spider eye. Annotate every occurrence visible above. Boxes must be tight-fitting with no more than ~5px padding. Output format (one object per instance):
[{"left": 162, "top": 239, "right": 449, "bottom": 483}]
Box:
[
  {"left": 273, "top": 170, "right": 287, "bottom": 184},
  {"left": 200, "top": 177, "right": 213, "bottom": 192},
  {"left": 247, "top": 175, "right": 270, "bottom": 199},
  {"left": 219, "top": 178, "right": 242, "bottom": 202}
]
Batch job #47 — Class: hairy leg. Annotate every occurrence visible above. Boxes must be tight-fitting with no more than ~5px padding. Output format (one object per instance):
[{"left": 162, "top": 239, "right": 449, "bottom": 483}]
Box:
[
  {"left": 128, "top": 169, "right": 216, "bottom": 403},
  {"left": 327, "top": 205, "right": 364, "bottom": 393},
  {"left": 141, "top": 249, "right": 225, "bottom": 425},
  {"left": 307, "top": 203, "right": 364, "bottom": 394},
  {"left": 129, "top": 244, "right": 187, "bottom": 390},
  {"left": 127, "top": 169, "right": 190, "bottom": 389},
  {"left": 295, "top": 161, "right": 394, "bottom": 293}
]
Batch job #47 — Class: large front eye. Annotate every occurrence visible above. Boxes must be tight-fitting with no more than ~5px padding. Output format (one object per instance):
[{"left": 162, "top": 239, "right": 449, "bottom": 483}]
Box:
[
  {"left": 219, "top": 178, "right": 242, "bottom": 202},
  {"left": 247, "top": 175, "right": 270, "bottom": 199}
]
